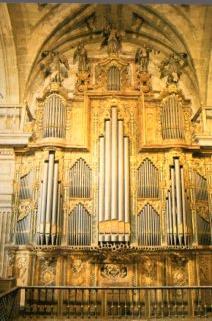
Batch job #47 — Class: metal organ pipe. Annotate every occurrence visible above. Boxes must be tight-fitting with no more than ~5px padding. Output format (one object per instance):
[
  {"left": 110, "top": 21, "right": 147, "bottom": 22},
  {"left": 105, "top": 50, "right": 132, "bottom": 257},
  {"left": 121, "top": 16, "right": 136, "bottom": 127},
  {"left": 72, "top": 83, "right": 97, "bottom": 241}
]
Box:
[
  {"left": 171, "top": 167, "right": 177, "bottom": 244},
  {"left": 40, "top": 161, "right": 48, "bottom": 244},
  {"left": 98, "top": 107, "right": 130, "bottom": 242},
  {"left": 37, "top": 153, "right": 62, "bottom": 245},
  {"left": 166, "top": 158, "right": 192, "bottom": 246},
  {"left": 104, "top": 120, "right": 111, "bottom": 221},
  {"left": 51, "top": 162, "right": 59, "bottom": 244},
  {"left": 124, "top": 136, "right": 130, "bottom": 224},
  {"left": 180, "top": 167, "right": 187, "bottom": 243},
  {"left": 174, "top": 158, "right": 183, "bottom": 244},
  {"left": 111, "top": 107, "right": 118, "bottom": 220},
  {"left": 118, "top": 120, "right": 124, "bottom": 222},
  {"left": 43, "top": 94, "right": 66, "bottom": 138},
  {"left": 45, "top": 152, "right": 55, "bottom": 244},
  {"left": 99, "top": 136, "right": 105, "bottom": 222}
]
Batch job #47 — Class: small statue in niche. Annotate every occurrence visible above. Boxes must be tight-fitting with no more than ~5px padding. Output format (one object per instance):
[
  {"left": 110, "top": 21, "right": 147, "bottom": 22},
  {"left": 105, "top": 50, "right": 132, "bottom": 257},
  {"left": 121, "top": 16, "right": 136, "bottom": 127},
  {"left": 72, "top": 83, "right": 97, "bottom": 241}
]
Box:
[
  {"left": 73, "top": 42, "right": 89, "bottom": 72},
  {"left": 135, "top": 45, "right": 152, "bottom": 73},
  {"left": 40, "top": 50, "right": 70, "bottom": 83},
  {"left": 101, "top": 23, "right": 122, "bottom": 55},
  {"left": 73, "top": 42, "right": 91, "bottom": 92},
  {"left": 159, "top": 52, "right": 188, "bottom": 84},
  {"left": 85, "top": 13, "right": 97, "bottom": 33}
]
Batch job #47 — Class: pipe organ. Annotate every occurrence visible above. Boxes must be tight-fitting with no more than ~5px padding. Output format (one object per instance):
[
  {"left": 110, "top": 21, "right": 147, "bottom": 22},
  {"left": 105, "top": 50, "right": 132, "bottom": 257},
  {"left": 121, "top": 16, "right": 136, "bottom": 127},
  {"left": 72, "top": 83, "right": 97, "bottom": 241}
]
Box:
[
  {"left": 137, "top": 204, "right": 160, "bottom": 246},
  {"left": 137, "top": 159, "right": 159, "bottom": 198},
  {"left": 68, "top": 204, "right": 91, "bottom": 246},
  {"left": 37, "top": 152, "right": 63, "bottom": 245},
  {"left": 20, "top": 172, "right": 33, "bottom": 199},
  {"left": 166, "top": 158, "right": 192, "bottom": 246},
  {"left": 43, "top": 94, "right": 66, "bottom": 138},
  {"left": 69, "top": 159, "right": 92, "bottom": 198},
  {"left": 98, "top": 106, "right": 130, "bottom": 243},
  {"left": 4, "top": 41, "right": 211, "bottom": 292},
  {"left": 161, "top": 94, "right": 184, "bottom": 139}
]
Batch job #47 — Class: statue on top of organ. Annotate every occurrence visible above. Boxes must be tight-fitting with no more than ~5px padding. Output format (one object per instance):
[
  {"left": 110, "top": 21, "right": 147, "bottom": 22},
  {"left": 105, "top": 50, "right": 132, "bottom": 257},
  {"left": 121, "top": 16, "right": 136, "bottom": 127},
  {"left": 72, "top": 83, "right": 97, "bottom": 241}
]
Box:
[
  {"left": 159, "top": 52, "right": 188, "bottom": 85},
  {"left": 40, "top": 50, "right": 70, "bottom": 84}
]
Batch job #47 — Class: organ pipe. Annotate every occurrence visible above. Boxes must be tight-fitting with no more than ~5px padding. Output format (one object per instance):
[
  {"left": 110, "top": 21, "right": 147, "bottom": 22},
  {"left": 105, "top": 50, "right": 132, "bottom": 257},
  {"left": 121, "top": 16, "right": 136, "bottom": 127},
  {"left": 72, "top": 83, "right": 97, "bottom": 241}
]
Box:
[
  {"left": 51, "top": 162, "right": 59, "bottom": 244},
  {"left": 137, "top": 204, "right": 160, "bottom": 246},
  {"left": 166, "top": 158, "right": 192, "bottom": 246},
  {"left": 105, "top": 120, "right": 111, "bottom": 221},
  {"left": 174, "top": 158, "right": 183, "bottom": 244},
  {"left": 193, "top": 171, "right": 208, "bottom": 201},
  {"left": 43, "top": 94, "right": 66, "bottom": 139},
  {"left": 111, "top": 107, "right": 118, "bottom": 220},
  {"left": 161, "top": 94, "right": 185, "bottom": 140},
  {"left": 20, "top": 172, "right": 33, "bottom": 199},
  {"left": 37, "top": 152, "right": 63, "bottom": 245},
  {"left": 137, "top": 159, "right": 159, "bottom": 198},
  {"left": 68, "top": 204, "right": 91, "bottom": 246},
  {"left": 124, "top": 136, "right": 130, "bottom": 224},
  {"left": 98, "top": 107, "right": 130, "bottom": 242},
  {"left": 197, "top": 215, "right": 211, "bottom": 245},
  {"left": 69, "top": 159, "right": 92, "bottom": 198},
  {"left": 118, "top": 120, "right": 124, "bottom": 222},
  {"left": 45, "top": 152, "right": 55, "bottom": 244},
  {"left": 99, "top": 136, "right": 105, "bottom": 222},
  {"left": 40, "top": 161, "right": 48, "bottom": 243}
]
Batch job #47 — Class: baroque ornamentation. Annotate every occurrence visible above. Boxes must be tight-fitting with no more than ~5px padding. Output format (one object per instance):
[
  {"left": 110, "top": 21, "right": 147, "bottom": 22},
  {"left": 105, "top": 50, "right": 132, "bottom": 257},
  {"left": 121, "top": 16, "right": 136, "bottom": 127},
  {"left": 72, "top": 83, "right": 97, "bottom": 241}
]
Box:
[
  {"left": 15, "top": 256, "right": 28, "bottom": 285},
  {"left": 159, "top": 53, "right": 188, "bottom": 85},
  {"left": 101, "top": 23, "right": 123, "bottom": 56},
  {"left": 101, "top": 264, "right": 127, "bottom": 279},
  {"left": 40, "top": 257, "right": 56, "bottom": 285},
  {"left": 40, "top": 50, "right": 70, "bottom": 84}
]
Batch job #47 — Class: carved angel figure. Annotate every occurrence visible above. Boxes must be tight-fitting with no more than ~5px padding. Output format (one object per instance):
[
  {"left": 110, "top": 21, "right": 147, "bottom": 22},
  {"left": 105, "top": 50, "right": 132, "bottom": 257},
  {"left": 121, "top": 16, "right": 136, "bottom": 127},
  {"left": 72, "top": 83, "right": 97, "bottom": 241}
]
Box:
[
  {"left": 101, "top": 23, "right": 122, "bottom": 55},
  {"left": 73, "top": 42, "right": 89, "bottom": 72},
  {"left": 40, "top": 50, "right": 69, "bottom": 83},
  {"left": 159, "top": 53, "right": 188, "bottom": 84},
  {"left": 135, "top": 45, "right": 152, "bottom": 72}
]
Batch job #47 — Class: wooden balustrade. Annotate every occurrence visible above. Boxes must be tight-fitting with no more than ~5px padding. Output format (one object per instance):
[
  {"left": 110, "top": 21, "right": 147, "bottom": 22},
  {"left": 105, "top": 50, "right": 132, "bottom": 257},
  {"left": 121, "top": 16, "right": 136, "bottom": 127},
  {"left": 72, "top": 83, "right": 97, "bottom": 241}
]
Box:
[
  {"left": 0, "top": 287, "right": 20, "bottom": 321},
  {"left": 17, "top": 286, "right": 212, "bottom": 319}
]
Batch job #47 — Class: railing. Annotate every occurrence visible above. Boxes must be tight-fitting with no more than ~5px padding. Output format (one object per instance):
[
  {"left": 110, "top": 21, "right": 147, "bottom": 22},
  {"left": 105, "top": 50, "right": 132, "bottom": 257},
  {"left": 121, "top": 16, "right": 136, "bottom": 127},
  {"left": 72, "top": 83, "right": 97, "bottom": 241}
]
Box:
[
  {"left": 0, "top": 287, "right": 20, "bottom": 321},
  {"left": 19, "top": 286, "right": 212, "bottom": 319}
]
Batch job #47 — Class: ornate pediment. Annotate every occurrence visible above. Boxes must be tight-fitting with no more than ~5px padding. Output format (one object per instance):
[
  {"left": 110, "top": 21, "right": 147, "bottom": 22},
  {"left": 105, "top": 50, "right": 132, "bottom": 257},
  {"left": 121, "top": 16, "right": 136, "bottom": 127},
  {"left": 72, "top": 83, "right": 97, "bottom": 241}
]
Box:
[{"left": 95, "top": 56, "right": 130, "bottom": 91}]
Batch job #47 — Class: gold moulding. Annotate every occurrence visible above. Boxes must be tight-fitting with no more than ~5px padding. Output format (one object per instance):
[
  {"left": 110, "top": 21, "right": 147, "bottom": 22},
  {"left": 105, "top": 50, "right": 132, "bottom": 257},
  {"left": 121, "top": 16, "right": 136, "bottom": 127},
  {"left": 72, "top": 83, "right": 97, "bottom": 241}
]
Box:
[{"left": 99, "top": 221, "right": 130, "bottom": 234}]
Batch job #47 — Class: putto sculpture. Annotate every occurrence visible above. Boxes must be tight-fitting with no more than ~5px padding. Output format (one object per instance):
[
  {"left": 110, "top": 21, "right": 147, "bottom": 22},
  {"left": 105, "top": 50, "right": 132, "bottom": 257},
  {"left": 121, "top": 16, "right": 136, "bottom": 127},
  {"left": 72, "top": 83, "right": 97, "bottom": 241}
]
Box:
[
  {"left": 40, "top": 50, "right": 70, "bottom": 84},
  {"left": 159, "top": 52, "right": 188, "bottom": 84}
]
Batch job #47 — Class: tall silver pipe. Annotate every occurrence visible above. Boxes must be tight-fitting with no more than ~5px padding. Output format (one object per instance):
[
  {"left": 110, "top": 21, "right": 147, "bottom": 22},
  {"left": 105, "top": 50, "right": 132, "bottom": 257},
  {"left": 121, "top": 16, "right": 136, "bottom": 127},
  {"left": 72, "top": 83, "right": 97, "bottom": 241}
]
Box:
[
  {"left": 171, "top": 167, "right": 177, "bottom": 244},
  {"left": 180, "top": 167, "right": 187, "bottom": 242},
  {"left": 51, "top": 162, "right": 59, "bottom": 244},
  {"left": 99, "top": 136, "right": 105, "bottom": 222},
  {"left": 40, "top": 161, "right": 48, "bottom": 244},
  {"left": 56, "top": 181, "right": 61, "bottom": 244},
  {"left": 37, "top": 182, "right": 43, "bottom": 237},
  {"left": 111, "top": 107, "right": 118, "bottom": 220},
  {"left": 45, "top": 152, "right": 55, "bottom": 244},
  {"left": 124, "top": 136, "right": 130, "bottom": 223},
  {"left": 174, "top": 158, "right": 183, "bottom": 244},
  {"left": 118, "top": 120, "right": 124, "bottom": 221},
  {"left": 105, "top": 120, "right": 111, "bottom": 221}
]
